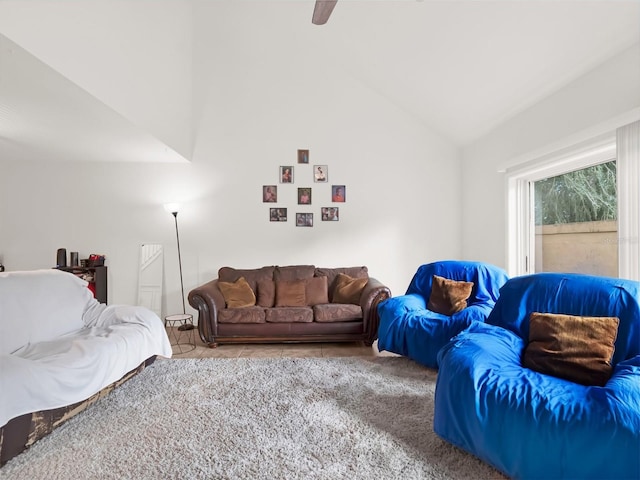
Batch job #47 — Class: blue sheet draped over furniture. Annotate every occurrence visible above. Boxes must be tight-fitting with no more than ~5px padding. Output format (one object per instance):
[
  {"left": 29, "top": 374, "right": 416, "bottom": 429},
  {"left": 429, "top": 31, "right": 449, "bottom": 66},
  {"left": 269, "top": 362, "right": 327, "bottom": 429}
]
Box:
[
  {"left": 377, "top": 261, "right": 509, "bottom": 368},
  {"left": 434, "top": 273, "right": 640, "bottom": 479}
]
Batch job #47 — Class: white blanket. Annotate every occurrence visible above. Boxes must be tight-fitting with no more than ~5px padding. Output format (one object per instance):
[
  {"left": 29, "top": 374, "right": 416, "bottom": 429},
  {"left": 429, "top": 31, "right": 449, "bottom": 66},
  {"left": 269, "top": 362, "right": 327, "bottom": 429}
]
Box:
[{"left": 1, "top": 303, "right": 172, "bottom": 427}]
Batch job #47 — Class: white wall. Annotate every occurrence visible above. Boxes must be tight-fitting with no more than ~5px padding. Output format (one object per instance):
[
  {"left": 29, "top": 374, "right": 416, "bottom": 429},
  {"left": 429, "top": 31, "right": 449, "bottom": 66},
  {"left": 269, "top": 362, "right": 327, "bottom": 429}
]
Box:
[
  {"left": 0, "top": 2, "right": 462, "bottom": 314},
  {"left": 0, "top": 0, "right": 193, "bottom": 160},
  {"left": 461, "top": 44, "right": 640, "bottom": 268}
]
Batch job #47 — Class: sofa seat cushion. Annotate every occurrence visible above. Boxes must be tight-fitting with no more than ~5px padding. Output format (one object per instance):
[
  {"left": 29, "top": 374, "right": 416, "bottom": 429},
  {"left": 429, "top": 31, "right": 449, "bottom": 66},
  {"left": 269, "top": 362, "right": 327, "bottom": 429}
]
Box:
[
  {"left": 218, "top": 307, "right": 266, "bottom": 324},
  {"left": 314, "top": 303, "right": 362, "bottom": 323},
  {"left": 266, "top": 307, "right": 313, "bottom": 323}
]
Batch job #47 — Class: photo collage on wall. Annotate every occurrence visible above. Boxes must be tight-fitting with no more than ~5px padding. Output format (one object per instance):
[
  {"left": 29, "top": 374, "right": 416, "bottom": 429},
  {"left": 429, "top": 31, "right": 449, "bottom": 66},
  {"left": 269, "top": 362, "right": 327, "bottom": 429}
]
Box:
[{"left": 263, "top": 149, "right": 345, "bottom": 226}]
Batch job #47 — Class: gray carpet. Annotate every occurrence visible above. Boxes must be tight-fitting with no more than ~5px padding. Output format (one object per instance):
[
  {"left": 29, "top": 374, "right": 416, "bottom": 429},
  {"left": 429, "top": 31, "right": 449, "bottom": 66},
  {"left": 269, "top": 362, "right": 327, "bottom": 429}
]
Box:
[{"left": 2, "top": 357, "right": 504, "bottom": 479}]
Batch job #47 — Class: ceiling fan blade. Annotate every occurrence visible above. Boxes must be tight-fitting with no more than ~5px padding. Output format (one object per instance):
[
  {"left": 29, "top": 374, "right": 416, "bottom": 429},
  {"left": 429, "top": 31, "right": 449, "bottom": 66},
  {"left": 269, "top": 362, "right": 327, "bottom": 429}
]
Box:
[{"left": 312, "top": 0, "right": 338, "bottom": 25}]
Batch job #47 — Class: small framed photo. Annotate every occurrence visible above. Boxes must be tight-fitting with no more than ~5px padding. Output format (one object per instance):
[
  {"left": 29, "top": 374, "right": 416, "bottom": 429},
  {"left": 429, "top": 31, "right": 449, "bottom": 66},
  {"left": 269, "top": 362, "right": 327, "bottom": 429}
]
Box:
[
  {"left": 313, "top": 165, "right": 328, "bottom": 183},
  {"left": 280, "top": 165, "right": 293, "bottom": 183},
  {"left": 270, "top": 208, "right": 287, "bottom": 222},
  {"left": 280, "top": 166, "right": 294, "bottom": 183},
  {"left": 296, "top": 213, "right": 313, "bottom": 227},
  {"left": 298, "top": 187, "right": 312, "bottom": 205},
  {"left": 332, "top": 185, "right": 346, "bottom": 202},
  {"left": 321, "top": 207, "right": 339, "bottom": 221},
  {"left": 263, "top": 185, "right": 277, "bottom": 203},
  {"left": 297, "top": 149, "right": 309, "bottom": 164}
]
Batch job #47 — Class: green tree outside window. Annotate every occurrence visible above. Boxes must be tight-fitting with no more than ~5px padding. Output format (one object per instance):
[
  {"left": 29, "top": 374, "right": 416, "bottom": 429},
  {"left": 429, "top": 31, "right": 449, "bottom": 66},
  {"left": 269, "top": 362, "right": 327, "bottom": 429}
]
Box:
[{"left": 534, "top": 161, "right": 617, "bottom": 226}]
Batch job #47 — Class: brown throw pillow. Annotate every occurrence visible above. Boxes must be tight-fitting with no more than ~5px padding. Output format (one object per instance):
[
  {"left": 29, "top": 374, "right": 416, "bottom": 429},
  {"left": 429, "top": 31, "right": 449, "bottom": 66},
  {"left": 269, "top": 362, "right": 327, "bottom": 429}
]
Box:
[
  {"left": 332, "top": 273, "right": 368, "bottom": 305},
  {"left": 427, "top": 275, "right": 473, "bottom": 315},
  {"left": 256, "top": 279, "right": 275, "bottom": 307},
  {"left": 218, "top": 277, "right": 256, "bottom": 308},
  {"left": 523, "top": 312, "right": 619, "bottom": 387},
  {"left": 275, "top": 280, "right": 307, "bottom": 307},
  {"left": 305, "top": 276, "right": 329, "bottom": 306}
]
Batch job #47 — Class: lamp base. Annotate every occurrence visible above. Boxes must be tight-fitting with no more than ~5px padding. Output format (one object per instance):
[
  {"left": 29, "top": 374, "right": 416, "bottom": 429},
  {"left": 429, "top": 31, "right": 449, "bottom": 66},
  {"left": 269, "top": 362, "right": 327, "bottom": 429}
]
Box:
[{"left": 178, "top": 323, "right": 195, "bottom": 331}]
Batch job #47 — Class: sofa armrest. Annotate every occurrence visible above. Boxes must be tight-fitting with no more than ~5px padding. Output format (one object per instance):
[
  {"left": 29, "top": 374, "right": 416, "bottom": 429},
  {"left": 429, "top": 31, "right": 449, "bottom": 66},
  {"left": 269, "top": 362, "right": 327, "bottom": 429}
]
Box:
[
  {"left": 188, "top": 279, "right": 226, "bottom": 346},
  {"left": 360, "top": 277, "right": 392, "bottom": 345}
]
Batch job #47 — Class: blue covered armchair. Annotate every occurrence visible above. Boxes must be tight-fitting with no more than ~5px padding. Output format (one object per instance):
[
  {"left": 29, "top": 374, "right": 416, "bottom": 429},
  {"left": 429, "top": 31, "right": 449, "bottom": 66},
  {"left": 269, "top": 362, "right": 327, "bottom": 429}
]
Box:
[
  {"left": 434, "top": 273, "right": 640, "bottom": 479},
  {"left": 377, "top": 260, "right": 509, "bottom": 368}
]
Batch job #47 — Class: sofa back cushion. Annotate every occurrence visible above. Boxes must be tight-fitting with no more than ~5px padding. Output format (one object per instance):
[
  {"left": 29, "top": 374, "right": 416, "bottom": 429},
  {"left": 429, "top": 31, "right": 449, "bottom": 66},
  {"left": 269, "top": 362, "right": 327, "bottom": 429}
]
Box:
[
  {"left": 487, "top": 273, "right": 640, "bottom": 366},
  {"left": 274, "top": 265, "right": 315, "bottom": 282},
  {"left": 218, "top": 266, "right": 275, "bottom": 296},
  {"left": 0, "top": 269, "right": 93, "bottom": 355},
  {"left": 315, "top": 266, "right": 368, "bottom": 302}
]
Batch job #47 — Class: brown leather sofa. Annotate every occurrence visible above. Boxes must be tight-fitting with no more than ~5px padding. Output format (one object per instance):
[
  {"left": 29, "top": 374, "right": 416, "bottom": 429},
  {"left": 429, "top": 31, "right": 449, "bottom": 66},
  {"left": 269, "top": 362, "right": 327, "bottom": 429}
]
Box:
[{"left": 188, "top": 265, "right": 391, "bottom": 347}]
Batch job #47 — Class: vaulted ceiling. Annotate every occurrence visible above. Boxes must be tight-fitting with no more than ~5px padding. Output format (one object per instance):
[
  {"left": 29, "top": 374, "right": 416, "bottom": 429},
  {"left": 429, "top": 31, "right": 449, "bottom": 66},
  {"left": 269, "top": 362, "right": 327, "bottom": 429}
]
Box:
[{"left": 0, "top": 0, "right": 638, "bottom": 163}]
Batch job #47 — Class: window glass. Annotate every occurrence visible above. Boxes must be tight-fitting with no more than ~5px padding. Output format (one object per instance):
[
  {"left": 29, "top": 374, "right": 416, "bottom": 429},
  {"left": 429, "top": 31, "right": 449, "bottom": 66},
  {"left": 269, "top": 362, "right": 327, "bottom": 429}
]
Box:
[{"left": 533, "top": 161, "right": 618, "bottom": 276}]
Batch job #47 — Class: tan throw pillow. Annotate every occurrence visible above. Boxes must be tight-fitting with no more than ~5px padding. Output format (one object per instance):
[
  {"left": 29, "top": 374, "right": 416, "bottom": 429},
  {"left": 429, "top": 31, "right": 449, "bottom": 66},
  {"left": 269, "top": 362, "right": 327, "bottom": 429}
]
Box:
[
  {"left": 427, "top": 275, "right": 473, "bottom": 315},
  {"left": 218, "top": 277, "right": 256, "bottom": 308},
  {"left": 523, "top": 312, "right": 619, "bottom": 387},
  {"left": 332, "top": 273, "right": 368, "bottom": 305},
  {"left": 305, "top": 276, "right": 329, "bottom": 306},
  {"left": 275, "top": 280, "right": 307, "bottom": 307}
]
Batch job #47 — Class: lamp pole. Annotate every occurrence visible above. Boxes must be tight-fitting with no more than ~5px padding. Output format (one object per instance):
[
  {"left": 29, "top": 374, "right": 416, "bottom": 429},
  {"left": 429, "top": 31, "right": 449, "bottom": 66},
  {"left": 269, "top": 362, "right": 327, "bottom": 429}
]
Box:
[
  {"left": 166, "top": 204, "right": 194, "bottom": 331},
  {"left": 172, "top": 211, "right": 186, "bottom": 314}
]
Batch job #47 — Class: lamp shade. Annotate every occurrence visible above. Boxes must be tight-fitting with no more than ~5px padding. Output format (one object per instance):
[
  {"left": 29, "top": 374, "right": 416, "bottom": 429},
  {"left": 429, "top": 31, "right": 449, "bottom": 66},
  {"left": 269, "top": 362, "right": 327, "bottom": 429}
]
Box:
[{"left": 164, "top": 203, "right": 180, "bottom": 215}]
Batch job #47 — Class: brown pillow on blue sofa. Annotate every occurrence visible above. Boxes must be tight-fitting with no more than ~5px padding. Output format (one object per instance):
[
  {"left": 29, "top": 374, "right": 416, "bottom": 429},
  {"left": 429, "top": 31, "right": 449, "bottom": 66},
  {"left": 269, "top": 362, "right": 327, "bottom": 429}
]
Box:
[
  {"left": 427, "top": 275, "right": 473, "bottom": 315},
  {"left": 523, "top": 312, "right": 619, "bottom": 387},
  {"left": 218, "top": 277, "right": 256, "bottom": 308}
]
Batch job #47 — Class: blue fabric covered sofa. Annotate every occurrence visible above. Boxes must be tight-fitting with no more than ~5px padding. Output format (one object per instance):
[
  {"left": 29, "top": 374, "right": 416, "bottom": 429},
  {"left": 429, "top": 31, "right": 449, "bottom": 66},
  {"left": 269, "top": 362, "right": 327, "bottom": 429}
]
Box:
[
  {"left": 434, "top": 272, "right": 640, "bottom": 479},
  {"left": 377, "top": 261, "right": 509, "bottom": 368}
]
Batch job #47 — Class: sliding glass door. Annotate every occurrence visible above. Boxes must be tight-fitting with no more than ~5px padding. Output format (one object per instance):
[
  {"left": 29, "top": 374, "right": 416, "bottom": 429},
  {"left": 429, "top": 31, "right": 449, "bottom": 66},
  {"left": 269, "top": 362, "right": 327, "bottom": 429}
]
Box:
[
  {"left": 532, "top": 161, "right": 618, "bottom": 276},
  {"left": 507, "top": 121, "right": 639, "bottom": 281}
]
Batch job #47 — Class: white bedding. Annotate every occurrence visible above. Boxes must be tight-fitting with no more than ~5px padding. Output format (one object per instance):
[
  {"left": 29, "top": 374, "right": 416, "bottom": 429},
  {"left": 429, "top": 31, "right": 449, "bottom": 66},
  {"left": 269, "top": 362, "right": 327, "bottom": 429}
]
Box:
[{"left": 0, "top": 302, "right": 172, "bottom": 427}]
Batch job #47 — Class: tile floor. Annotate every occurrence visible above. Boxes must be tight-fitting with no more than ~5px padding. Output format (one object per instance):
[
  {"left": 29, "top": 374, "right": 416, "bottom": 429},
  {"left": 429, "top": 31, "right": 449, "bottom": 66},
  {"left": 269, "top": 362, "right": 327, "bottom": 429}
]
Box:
[{"left": 166, "top": 327, "right": 399, "bottom": 359}]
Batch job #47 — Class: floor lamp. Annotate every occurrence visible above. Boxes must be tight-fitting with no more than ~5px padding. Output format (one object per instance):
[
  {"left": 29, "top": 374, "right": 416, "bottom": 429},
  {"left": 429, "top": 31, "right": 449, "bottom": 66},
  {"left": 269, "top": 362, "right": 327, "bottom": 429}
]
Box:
[{"left": 164, "top": 203, "right": 194, "bottom": 331}]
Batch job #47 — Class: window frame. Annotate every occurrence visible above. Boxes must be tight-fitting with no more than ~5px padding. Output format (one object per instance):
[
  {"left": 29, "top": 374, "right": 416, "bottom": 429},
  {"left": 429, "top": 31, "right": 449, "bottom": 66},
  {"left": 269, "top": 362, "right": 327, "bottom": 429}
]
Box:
[{"left": 505, "top": 131, "right": 637, "bottom": 279}]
